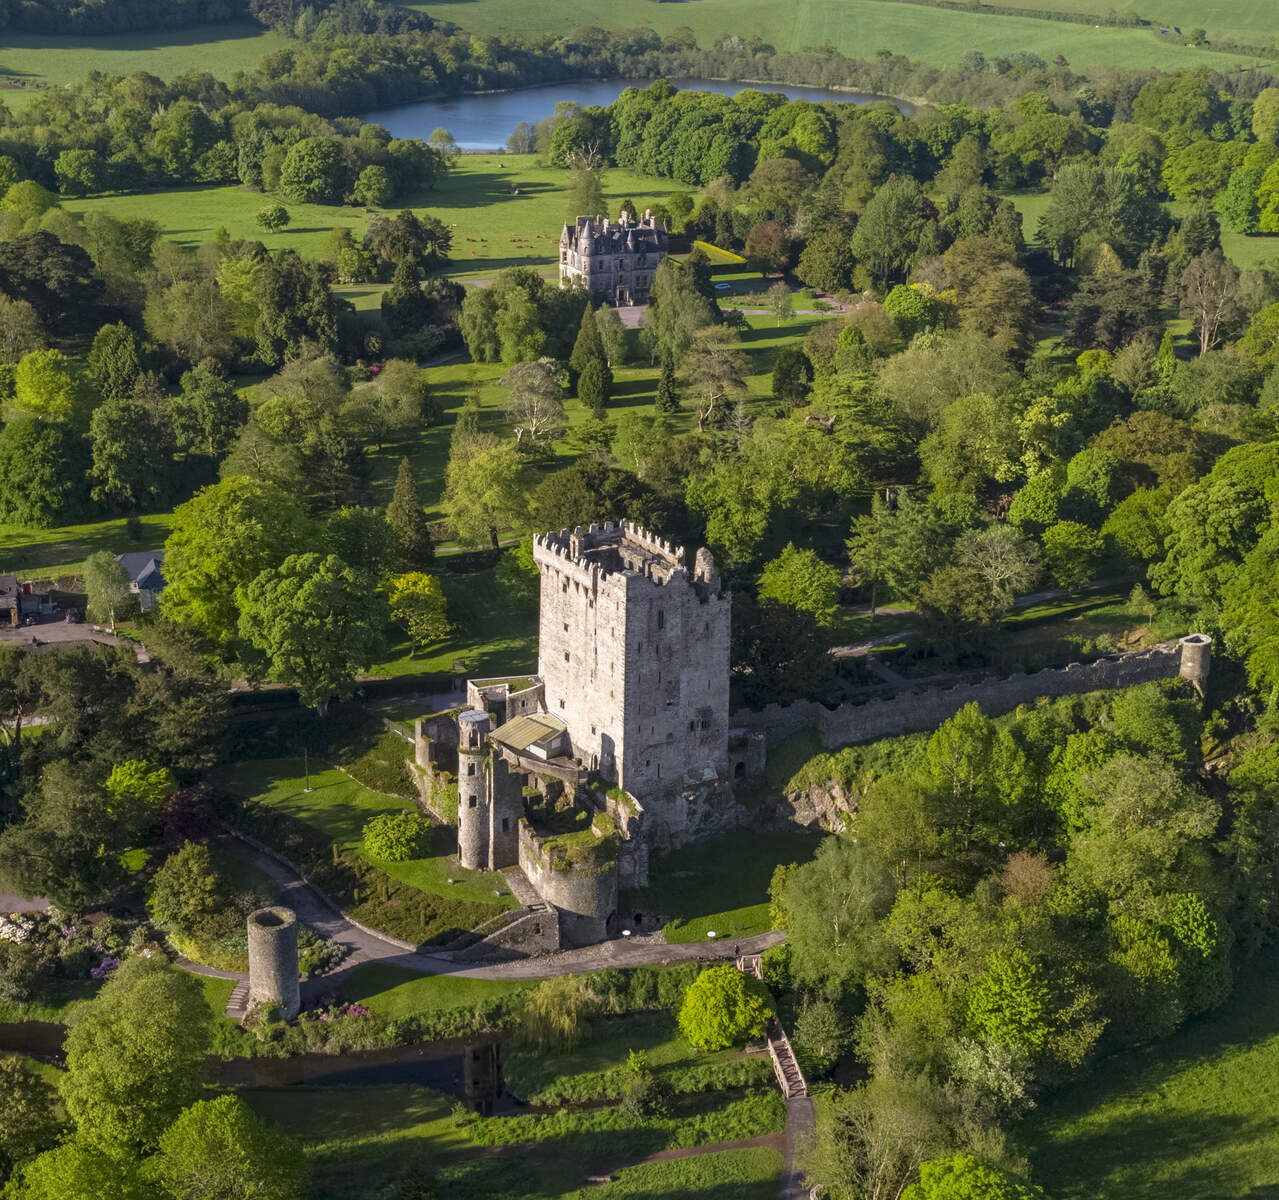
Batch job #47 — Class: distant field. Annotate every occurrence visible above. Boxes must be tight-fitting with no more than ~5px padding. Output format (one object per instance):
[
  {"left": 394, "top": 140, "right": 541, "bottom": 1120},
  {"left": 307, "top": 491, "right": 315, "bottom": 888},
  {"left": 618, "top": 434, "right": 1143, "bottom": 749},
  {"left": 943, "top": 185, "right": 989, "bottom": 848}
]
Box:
[
  {"left": 0, "top": 22, "right": 284, "bottom": 90},
  {"left": 407, "top": 0, "right": 1269, "bottom": 71},
  {"left": 958, "top": 0, "right": 1277, "bottom": 50},
  {"left": 68, "top": 156, "right": 684, "bottom": 281},
  {"left": 1028, "top": 948, "right": 1279, "bottom": 1199}
]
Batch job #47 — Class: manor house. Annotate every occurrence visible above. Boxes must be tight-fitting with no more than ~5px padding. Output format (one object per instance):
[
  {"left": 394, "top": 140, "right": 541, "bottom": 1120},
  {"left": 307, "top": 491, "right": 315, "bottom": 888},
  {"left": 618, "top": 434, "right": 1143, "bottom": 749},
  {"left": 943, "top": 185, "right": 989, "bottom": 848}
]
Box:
[{"left": 559, "top": 210, "right": 669, "bottom": 306}]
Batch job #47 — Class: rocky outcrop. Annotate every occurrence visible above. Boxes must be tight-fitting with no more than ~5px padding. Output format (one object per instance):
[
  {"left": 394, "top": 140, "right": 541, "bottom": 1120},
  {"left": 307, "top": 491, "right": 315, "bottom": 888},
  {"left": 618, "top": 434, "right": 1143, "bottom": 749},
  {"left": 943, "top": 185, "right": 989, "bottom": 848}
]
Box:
[{"left": 769, "top": 781, "right": 856, "bottom": 832}]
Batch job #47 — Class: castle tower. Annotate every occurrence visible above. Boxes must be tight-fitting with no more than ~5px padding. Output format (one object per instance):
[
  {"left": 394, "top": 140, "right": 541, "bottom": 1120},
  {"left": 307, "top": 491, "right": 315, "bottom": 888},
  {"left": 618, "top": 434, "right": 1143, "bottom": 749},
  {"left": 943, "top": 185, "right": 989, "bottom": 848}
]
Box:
[
  {"left": 246, "top": 906, "right": 300, "bottom": 1021},
  {"left": 1179, "top": 633, "right": 1212, "bottom": 696},
  {"left": 532, "top": 521, "right": 730, "bottom": 800},
  {"left": 457, "top": 709, "right": 491, "bottom": 870}
]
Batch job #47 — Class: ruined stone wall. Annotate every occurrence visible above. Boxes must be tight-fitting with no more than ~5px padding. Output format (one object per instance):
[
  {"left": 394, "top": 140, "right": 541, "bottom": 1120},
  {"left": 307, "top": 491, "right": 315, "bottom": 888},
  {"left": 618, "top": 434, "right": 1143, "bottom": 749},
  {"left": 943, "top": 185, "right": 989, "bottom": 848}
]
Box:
[
  {"left": 732, "top": 642, "right": 1187, "bottom": 749},
  {"left": 517, "top": 819, "right": 618, "bottom": 947}
]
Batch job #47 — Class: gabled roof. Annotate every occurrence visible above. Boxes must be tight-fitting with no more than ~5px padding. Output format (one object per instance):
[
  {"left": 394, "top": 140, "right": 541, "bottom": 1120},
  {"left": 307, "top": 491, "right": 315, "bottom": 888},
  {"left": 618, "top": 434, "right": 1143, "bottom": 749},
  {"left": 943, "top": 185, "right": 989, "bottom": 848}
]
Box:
[
  {"left": 490, "top": 712, "right": 567, "bottom": 753},
  {"left": 115, "top": 550, "right": 166, "bottom": 589}
]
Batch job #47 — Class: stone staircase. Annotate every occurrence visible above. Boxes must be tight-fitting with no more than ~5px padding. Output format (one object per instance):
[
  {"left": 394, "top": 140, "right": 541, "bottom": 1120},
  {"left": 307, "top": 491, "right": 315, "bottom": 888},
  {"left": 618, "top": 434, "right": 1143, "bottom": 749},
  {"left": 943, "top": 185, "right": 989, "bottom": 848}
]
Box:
[
  {"left": 225, "top": 980, "right": 250, "bottom": 1020},
  {"left": 737, "top": 954, "right": 807, "bottom": 1101}
]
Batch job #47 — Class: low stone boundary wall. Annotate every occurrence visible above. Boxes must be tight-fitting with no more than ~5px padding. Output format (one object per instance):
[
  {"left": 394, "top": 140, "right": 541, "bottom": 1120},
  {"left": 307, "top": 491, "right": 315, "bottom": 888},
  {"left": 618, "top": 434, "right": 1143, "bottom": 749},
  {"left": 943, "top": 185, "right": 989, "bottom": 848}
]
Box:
[{"left": 733, "top": 641, "right": 1188, "bottom": 750}]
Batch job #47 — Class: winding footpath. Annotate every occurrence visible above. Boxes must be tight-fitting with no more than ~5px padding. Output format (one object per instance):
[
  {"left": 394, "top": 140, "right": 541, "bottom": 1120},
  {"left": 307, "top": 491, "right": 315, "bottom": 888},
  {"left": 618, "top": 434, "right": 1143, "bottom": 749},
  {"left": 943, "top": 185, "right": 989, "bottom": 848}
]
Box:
[{"left": 180, "top": 837, "right": 785, "bottom": 995}]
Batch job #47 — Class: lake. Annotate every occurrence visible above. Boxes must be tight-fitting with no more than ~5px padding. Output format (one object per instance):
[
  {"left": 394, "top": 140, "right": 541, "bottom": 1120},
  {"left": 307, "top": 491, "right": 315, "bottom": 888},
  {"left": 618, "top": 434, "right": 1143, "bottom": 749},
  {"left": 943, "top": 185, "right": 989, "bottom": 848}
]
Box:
[{"left": 365, "top": 78, "right": 911, "bottom": 150}]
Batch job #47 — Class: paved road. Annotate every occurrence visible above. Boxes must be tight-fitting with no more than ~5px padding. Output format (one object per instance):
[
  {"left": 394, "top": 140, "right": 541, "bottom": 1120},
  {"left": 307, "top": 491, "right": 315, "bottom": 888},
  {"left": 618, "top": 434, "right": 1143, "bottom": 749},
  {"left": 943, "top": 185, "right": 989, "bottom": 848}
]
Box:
[
  {"left": 0, "top": 621, "right": 150, "bottom": 662},
  {"left": 781, "top": 1096, "right": 816, "bottom": 1200},
  {"left": 0, "top": 892, "right": 49, "bottom": 914},
  {"left": 214, "top": 838, "right": 783, "bottom": 990}
]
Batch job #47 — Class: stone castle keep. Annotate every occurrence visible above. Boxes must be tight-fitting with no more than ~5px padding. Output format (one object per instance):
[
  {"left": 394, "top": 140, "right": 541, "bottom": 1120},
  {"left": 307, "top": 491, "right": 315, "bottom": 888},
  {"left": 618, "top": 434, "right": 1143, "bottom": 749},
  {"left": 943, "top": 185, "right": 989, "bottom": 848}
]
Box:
[
  {"left": 413, "top": 521, "right": 748, "bottom": 949},
  {"left": 559, "top": 210, "right": 669, "bottom": 306},
  {"left": 411, "top": 521, "right": 1212, "bottom": 954}
]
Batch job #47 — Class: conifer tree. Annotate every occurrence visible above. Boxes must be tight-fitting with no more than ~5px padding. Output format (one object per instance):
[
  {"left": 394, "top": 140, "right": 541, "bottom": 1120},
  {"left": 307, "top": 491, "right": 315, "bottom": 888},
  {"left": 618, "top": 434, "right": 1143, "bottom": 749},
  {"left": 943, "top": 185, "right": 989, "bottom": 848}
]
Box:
[
  {"left": 578, "top": 358, "right": 612, "bottom": 417},
  {"left": 570, "top": 305, "right": 604, "bottom": 376},
  {"left": 655, "top": 352, "right": 680, "bottom": 414},
  {"left": 386, "top": 456, "right": 433, "bottom": 568}
]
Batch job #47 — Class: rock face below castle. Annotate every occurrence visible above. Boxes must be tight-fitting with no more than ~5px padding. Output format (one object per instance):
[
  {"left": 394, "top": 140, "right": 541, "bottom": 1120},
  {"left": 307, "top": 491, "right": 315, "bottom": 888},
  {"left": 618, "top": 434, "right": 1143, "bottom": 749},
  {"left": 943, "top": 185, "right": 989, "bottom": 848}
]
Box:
[{"left": 559, "top": 211, "right": 668, "bottom": 306}]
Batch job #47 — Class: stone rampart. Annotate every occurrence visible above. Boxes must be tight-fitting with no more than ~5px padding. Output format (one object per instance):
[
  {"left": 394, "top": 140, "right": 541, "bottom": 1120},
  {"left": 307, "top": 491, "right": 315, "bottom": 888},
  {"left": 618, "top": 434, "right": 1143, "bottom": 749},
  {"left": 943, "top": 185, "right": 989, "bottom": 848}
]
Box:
[
  {"left": 517, "top": 819, "right": 617, "bottom": 947},
  {"left": 733, "top": 641, "right": 1188, "bottom": 749}
]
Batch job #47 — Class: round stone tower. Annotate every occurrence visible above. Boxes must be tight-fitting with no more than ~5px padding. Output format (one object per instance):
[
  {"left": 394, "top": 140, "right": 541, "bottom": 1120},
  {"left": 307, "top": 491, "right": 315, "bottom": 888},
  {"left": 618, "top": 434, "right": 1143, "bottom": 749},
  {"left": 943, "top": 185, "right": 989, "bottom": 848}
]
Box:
[
  {"left": 457, "top": 709, "right": 491, "bottom": 870},
  {"left": 246, "top": 906, "right": 300, "bottom": 1020},
  {"left": 1178, "top": 633, "right": 1212, "bottom": 695}
]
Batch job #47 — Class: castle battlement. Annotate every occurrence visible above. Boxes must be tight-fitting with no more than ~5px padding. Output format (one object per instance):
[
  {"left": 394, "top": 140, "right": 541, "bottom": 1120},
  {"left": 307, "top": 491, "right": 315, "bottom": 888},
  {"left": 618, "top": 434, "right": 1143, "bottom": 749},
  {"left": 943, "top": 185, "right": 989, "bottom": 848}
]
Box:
[{"left": 533, "top": 521, "right": 714, "bottom": 594}]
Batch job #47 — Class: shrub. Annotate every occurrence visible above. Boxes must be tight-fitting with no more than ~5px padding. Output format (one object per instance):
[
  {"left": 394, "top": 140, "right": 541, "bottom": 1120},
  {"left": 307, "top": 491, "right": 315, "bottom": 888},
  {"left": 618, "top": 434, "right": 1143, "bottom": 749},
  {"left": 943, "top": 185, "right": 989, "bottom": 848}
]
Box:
[
  {"left": 677, "top": 965, "right": 771, "bottom": 1051},
  {"left": 361, "top": 811, "right": 427, "bottom": 862},
  {"left": 519, "top": 975, "right": 596, "bottom": 1052}
]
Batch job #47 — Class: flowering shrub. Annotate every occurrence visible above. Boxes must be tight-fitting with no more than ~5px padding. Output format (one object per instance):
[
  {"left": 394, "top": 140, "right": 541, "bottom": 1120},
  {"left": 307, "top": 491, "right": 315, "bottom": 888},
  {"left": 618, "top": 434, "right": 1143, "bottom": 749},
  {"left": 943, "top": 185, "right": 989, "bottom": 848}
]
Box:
[
  {"left": 0, "top": 915, "right": 34, "bottom": 943},
  {"left": 89, "top": 955, "right": 121, "bottom": 980},
  {"left": 296, "top": 925, "right": 348, "bottom": 979}
]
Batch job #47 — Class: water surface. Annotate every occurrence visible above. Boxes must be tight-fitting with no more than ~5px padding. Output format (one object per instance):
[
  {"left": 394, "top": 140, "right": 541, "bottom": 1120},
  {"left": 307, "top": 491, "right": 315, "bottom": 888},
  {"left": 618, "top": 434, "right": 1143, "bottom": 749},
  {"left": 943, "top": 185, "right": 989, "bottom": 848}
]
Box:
[{"left": 366, "top": 78, "right": 910, "bottom": 150}]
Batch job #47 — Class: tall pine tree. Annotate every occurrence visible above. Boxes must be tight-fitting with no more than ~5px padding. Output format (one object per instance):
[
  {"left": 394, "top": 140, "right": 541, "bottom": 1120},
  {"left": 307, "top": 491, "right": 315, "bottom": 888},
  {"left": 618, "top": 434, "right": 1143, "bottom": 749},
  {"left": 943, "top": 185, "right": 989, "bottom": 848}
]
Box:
[
  {"left": 570, "top": 305, "right": 605, "bottom": 376},
  {"left": 386, "top": 457, "right": 433, "bottom": 569},
  {"left": 655, "top": 352, "right": 680, "bottom": 414}
]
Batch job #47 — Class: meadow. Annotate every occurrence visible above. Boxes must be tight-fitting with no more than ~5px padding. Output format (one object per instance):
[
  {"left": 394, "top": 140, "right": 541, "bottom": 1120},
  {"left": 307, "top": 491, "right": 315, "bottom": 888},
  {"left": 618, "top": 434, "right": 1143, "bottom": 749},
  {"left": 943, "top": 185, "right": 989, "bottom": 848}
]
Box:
[
  {"left": 1026, "top": 947, "right": 1279, "bottom": 1199},
  {"left": 623, "top": 827, "right": 825, "bottom": 943},
  {"left": 0, "top": 22, "right": 285, "bottom": 92},
  {"left": 68, "top": 156, "right": 687, "bottom": 281},
  {"left": 404, "top": 0, "right": 1267, "bottom": 71}
]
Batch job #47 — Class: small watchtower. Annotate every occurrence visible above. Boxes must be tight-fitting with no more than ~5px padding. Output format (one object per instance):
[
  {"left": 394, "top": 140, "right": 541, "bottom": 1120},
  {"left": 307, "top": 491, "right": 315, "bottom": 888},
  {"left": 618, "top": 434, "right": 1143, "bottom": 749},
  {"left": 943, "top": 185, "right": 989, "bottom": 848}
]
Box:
[{"left": 246, "top": 906, "right": 300, "bottom": 1021}]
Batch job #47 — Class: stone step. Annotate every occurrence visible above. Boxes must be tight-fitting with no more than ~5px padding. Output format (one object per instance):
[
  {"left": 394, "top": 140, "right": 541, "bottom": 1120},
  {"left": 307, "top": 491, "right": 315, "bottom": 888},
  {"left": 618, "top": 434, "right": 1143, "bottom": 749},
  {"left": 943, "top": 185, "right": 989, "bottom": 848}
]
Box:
[{"left": 225, "top": 981, "right": 249, "bottom": 1021}]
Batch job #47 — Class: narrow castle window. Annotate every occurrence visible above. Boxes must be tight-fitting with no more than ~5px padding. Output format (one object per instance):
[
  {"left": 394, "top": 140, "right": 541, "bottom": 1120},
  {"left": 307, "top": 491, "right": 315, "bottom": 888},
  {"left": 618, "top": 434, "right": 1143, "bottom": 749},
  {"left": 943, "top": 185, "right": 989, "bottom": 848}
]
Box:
[
  {"left": 564, "top": 651, "right": 570, "bottom": 662},
  {"left": 469, "top": 797, "right": 477, "bottom": 808},
  {"left": 560, "top": 699, "right": 566, "bottom": 709},
  {"left": 657, "top": 610, "right": 665, "bottom": 630},
  {"left": 563, "top": 621, "right": 568, "bottom": 632},
  {"left": 467, "top": 763, "right": 476, "bottom": 776},
  {"left": 502, "top": 818, "right": 510, "bottom": 832}
]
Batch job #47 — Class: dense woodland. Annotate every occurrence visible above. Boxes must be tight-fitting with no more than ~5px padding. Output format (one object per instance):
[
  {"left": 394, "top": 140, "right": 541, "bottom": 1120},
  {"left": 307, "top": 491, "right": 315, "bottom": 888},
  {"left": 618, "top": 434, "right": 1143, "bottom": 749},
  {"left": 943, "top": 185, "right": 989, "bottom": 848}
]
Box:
[{"left": 0, "top": 7, "right": 1278, "bottom": 1194}]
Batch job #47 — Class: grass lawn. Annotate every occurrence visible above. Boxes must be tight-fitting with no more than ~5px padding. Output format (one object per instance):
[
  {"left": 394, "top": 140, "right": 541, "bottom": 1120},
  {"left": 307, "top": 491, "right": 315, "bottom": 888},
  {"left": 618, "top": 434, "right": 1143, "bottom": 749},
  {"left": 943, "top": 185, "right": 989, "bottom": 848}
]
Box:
[
  {"left": 559, "top": 1146, "right": 782, "bottom": 1200},
  {"left": 0, "top": 976, "right": 101, "bottom": 1023},
  {"left": 219, "top": 757, "right": 515, "bottom": 909},
  {"left": 68, "top": 156, "right": 686, "bottom": 279},
  {"left": 371, "top": 569, "right": 538, "bottom": 680},
  {"left": 943, "top": 0, "right": 1279, "bottom": 51},
  {"left": 505, "top": 1010, "right": 751, "bottom": 1103},
  {"left": 1026, "top": 948, "right": 1279, "bottom": 1200},
  {"left": 0, "top": 513, "right": 172, "bottom": 579},
  {"left": 241, "top": 1084, "right": 480, "bottom": 1200},
  {"left": 197, "top": 974, "right": 237, "bottom": 1022},
  {"left": 624, "top": 827, "right": 824, "bottom": 944},
  {"left": 338, "top": 961, "right": 530, "bottom": 1018},
  {"left": 0, "top": 22, "right": 286, "bottom": 89},
  {"left": 401, "top": 0, "right": 1265, "bottom": 70}
]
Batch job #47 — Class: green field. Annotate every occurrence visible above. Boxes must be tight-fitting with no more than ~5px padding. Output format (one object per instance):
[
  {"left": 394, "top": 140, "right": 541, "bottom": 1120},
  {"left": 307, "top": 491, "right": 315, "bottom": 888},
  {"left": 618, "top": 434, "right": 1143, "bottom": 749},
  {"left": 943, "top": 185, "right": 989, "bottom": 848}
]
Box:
[
  {"left": 405, "top": 0, "right": 1268, "bottom": 70},
  {"left": 219, "top": 757, "right": 516, "bottom": 909},
  {"left": 624, "top": 827, "right": 825, "bottom": 943},
  {"left": 339, "top": 961, "right": 531, "bottom": 1017},
  {"left": 0, "top": 22, "right": 285, "bottom": 91},
  {"left": 946, "top": 0, "right": 1278, "bottom": 50},
  {"left": 69, "top": 156, "right": 686, "bottom": 281},
  {"left": 1027, "top": 948, "right": 1279, "bottom": 1199}
]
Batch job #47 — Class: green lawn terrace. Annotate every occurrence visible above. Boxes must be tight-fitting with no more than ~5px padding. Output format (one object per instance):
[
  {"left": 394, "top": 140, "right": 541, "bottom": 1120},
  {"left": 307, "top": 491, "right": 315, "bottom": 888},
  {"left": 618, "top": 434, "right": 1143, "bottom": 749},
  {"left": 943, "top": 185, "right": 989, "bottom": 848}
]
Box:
[
  {"left": 0, "top": 21, "right": 286, "bottom": 91},
  {"left": 217, "top": 756, "right": 517, "bottom": 945}
]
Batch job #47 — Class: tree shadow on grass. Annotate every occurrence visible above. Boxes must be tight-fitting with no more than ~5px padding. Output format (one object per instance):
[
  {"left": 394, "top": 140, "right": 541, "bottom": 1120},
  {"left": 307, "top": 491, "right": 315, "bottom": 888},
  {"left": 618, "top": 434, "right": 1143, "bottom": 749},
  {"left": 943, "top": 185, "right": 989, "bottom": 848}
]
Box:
[{"left": 1034, "top": 1100, "right": 1271, "bottom": 1200}]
